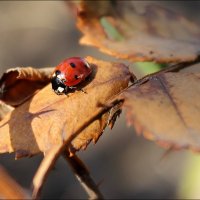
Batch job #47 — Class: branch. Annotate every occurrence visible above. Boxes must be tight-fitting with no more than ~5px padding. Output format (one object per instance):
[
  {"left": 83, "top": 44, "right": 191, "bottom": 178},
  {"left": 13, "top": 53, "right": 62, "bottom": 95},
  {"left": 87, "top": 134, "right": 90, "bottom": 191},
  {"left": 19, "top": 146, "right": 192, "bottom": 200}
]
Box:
[
  {"left": 63, "top": 153, "right": 104, "bottom": 199},
  {"left": 157, "top": 56, "right": 200, "bottom": 73}
]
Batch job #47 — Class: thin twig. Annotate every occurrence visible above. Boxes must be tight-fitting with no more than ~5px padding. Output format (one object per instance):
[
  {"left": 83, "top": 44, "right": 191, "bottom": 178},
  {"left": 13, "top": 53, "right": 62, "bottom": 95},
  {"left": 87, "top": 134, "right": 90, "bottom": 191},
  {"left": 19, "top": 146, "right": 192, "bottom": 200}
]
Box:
[
  {"left": 161, "top": 56, "right": 200, "bottom": 73},
  {"left": 63, "top": 152, "right": 104, "bottom": 199}
]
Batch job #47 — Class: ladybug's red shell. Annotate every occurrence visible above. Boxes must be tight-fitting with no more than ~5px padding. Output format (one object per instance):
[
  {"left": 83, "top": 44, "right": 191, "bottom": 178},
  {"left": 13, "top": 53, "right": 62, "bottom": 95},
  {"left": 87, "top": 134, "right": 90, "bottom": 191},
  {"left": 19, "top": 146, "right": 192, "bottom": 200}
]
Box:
[
  {"left": 55, "top": 57, "right": 92, "bottom": 86},
  {"left": 51, "top": 57, "right": 92, "bottom": 95}
]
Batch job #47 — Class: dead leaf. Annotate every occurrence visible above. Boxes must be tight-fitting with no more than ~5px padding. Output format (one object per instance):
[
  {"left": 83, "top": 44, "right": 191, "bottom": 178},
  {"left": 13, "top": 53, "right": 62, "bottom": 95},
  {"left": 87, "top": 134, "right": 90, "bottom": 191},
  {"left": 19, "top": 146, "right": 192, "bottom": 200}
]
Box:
[
  {"left": 76, "top": 1, "right": 200, "bottom": 63},
  {"left": 0, "top": 67, "right": 53, "bottom": 106},
  {"left": 0, "top": 165, "right": 29, "bottom": 199},
  {"left": 0, "top": 57, "right": 130, "bottom": 157},
  {"left": 120, "top": 72, "right": 200, "bottom": 151}
]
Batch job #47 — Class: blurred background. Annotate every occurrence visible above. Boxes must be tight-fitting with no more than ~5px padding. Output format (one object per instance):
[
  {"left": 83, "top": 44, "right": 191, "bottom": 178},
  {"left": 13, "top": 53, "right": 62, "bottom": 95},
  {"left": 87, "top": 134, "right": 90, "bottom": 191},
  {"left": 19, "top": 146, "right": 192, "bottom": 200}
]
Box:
[{"left": 0, "top": 1, "right": 200, "bottom": 199}]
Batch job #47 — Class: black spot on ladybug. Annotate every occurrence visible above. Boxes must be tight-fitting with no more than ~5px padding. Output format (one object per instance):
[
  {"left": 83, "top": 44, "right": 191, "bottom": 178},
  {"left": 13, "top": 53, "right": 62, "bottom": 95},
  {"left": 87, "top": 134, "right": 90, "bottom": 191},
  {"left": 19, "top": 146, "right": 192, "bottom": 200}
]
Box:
[
  {"left": 70, "top": 62, "right": 76, "bottom": 68},
  {"left": 55, "top": 70, "right": 61, "bottom": 75},
  {"left": 74, "top": 75, "right": 79, "bottom": 80}
]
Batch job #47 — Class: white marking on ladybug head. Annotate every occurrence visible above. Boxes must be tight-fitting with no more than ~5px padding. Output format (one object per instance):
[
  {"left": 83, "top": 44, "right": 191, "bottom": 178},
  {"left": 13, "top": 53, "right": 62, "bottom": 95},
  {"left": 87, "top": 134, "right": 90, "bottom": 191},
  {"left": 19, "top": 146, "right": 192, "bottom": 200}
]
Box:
[
  {"left": 52, "top": 73, "right": 56, "bottom": 77},
  {"left": 57, "top": 87, "right": 64, "bottom": 93},
  {"left": 57, "top": 74, "right": 65, "bottom": 80}
]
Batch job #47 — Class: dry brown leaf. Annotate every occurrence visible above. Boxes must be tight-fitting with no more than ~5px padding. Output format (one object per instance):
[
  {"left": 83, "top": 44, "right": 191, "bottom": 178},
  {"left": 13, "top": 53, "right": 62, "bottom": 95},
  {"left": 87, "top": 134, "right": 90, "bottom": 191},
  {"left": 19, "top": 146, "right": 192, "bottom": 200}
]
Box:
[
  {"left": 76, "top": 1, "right": 200, "bottom": 63},
  {"left": 0, "top": 165, "right": 28, "bottom": 199},
  {"left": 0, "top": 57, "right": 130, "bottom": 157},
  {"left": 120, "top": 72, "right": 200, "bottom": 151},
  {"left": 0, "top": 67, "right": 53, "bottom": 106}
]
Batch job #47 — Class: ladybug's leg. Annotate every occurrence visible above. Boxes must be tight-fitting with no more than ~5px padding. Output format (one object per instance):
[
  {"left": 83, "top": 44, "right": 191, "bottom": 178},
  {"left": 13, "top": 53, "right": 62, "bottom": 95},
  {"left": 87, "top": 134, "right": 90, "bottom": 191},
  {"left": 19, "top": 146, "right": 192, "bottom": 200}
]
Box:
[
  {"left": 79, "top": 88, "right": 87, "bottom": 94},
  {"left": 69, "top": 86, "right": 77, "bottom": 90},
  {"left": 76, "top": 87, "right": 87, "bottom": 94},
  {"left": 69, "top": 86, "right": 87, "bottom": 94},
  {"left": 63, "top": 86, "right": 69, "bottom": 95}
]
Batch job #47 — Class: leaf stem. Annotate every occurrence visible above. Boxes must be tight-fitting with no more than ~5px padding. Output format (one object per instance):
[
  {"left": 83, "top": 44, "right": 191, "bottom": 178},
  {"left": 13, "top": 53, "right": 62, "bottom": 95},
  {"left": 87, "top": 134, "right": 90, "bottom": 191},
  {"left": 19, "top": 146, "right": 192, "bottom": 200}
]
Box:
[{"left": 63, "top": 153, "right": 104, "bottom": 199}]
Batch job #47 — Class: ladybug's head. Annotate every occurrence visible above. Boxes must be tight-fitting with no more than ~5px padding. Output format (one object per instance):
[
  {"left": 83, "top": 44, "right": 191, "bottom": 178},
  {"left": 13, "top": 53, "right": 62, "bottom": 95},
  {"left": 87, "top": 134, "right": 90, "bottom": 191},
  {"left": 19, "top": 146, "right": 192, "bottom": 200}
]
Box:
[{"left": 51, "top": 70, "right": 68, "bottom": 95}]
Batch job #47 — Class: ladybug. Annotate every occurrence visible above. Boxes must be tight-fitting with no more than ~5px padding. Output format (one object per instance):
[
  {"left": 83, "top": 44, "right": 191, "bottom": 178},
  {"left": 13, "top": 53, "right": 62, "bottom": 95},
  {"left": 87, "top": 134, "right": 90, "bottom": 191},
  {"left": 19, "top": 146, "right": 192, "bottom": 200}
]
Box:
[{"left": 51, "top": 57, "right": 92, "bottom": 95}]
